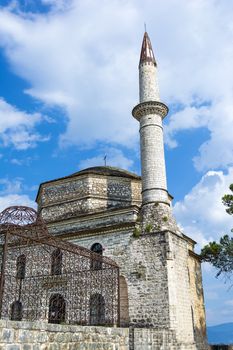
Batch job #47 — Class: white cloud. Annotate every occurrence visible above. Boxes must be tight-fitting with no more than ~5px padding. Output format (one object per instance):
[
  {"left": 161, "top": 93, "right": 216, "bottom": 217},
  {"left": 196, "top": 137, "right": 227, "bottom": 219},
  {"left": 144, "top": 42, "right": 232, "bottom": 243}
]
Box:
[
  {"left": 0, "top": 98, "right": 49, "bottom": 150},
  {"left": 79, "top": 148, "right": 134, "bottom": 171},
  {"left": 175, "top": 172, "right": 233, "bottom": 326},
  {"left": 174, "top": 168, "right": 233, "bottom": 250},
  {"left": 0, "top": 177, "right": 36, "bottom": 212},
  {"left": 164, "top": 105, "right": 211, "bottom": 149},
  {"left": 0, "top": 193, "right": 36, "bottom": 212},
  {"left": 0, "top": 0, "right": 232, "bottom": 168},
  {"left": 165, "top": 99, "right": 233, "bottom": 171},
  {"left": 0, "top": 1, "right": 139, "bottom": 149},
  {"left": 225, "top": 299, "right": 233, "bottom": 307},
  {"left": 0, "top": 178, "right": 22, "bottom": 194}
]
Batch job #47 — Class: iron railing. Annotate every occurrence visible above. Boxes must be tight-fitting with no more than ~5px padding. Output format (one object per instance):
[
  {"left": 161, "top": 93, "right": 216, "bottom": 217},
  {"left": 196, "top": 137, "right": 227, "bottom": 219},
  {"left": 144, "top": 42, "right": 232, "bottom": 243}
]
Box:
[{"left": 0, "top": 206, "right": 119, "bottom": 326}]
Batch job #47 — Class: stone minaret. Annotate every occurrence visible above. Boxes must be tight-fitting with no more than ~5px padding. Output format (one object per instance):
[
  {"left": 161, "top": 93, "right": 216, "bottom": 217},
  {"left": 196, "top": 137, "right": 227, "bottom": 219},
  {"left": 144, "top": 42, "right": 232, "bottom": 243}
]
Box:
[
  {"left": 130, "top": 33, "right": 208, "bottom": 349},
  {"left": 132, "top": 31, "right": 168, "bottom": 205},
  {"left": 132, "top": 32, "right": 177, "bottom": 232}
]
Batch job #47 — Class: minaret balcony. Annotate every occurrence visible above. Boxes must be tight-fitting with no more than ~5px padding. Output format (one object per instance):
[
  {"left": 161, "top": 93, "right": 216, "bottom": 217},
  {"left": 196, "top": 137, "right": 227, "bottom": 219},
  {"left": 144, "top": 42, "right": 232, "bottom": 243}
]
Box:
[{"left": 132, "top": 101, "right": 168, "bottom": 121}]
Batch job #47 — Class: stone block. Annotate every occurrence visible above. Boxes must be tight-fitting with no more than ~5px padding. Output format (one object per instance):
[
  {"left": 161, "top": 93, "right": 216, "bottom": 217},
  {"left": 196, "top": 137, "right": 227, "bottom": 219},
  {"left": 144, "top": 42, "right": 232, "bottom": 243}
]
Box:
[
  {"left": 32, "top": 345, "right": 41, "bottom": 350},
  {"left": 18, "top": 330, "right": 32, "bottom": 343},
  {"left": 48, "top": 344, "right": 59, "bottom": 350},
  {"left": 22, "top": 345, "right": 32, "bottom": 350},
  {"left": 1, "top": 328, "right": 14, "bottom": 342},
  {"left": 36, "top": 331, "right": 48, "bottom": 343},
  {"left": 6, "top": 345, "right": 21, "bottom": 350}
]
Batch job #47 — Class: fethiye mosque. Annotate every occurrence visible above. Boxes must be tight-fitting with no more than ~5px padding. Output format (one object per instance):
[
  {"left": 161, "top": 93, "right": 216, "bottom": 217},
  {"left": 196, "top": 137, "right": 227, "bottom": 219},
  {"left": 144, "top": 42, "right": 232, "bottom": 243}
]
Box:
[{"left": 0, "top": 32, "right": 208, "bottom": 349}]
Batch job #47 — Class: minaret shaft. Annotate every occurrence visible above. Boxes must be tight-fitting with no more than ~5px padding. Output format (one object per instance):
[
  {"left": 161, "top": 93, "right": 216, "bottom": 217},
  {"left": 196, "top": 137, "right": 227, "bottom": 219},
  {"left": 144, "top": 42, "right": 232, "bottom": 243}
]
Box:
[
  {"left": 133, "top": 32, "right": 169, "bottom": 206},
  {"left": 140, "top": 113, "right": 168, "bottom": 204},
  {"left": 139, "top": 64, "right": 160, "bottom": 102}
]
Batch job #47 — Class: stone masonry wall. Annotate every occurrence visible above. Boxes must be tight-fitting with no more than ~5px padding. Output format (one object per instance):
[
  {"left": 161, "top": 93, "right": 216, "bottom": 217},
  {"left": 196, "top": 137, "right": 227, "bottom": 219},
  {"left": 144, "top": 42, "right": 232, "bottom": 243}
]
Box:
[
  {"left": 38, "top": 175, "right": 141, "bottom": 223},
  {"left": 47, "top": 208, "right": 138, "bottom": 236},
  {"left": 139, "top": 113, "right": 168, "bottom": 205},
  {"left": 71, "top": 230, "right": 171, "bottom": 328},
  {"left": 139, "top": 63, "right": 160, "bottom": 102},
  {"left": 166, "top": 232, "right": 195, "bottom": 344},
  {"left": 0, "top": 320, "right": 129, "bottom": 350},
  {"left": 37, "top": 171, "right": 208, "bottom": 349},
  {"left": 71, "top": 229, "right": 208, "bottom": 349},
  {"left": 72, "top": 230, "right": 189, "bottom": 331},
  {"left": 140, "top": 202, "right": 180, "bottom": 233},
  {"left": 188, "top": 251, "right": 208, "bottom": 350},
  {"left": 133, "top": 328, "right": 197, "bottom": 350}
]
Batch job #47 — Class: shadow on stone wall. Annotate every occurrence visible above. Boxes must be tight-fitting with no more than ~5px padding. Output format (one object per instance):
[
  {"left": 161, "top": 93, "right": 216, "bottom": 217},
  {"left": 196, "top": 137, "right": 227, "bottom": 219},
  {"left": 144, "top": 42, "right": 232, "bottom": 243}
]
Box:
[{"left": 191, "top": 314, "right": 209, "bottom": 349}]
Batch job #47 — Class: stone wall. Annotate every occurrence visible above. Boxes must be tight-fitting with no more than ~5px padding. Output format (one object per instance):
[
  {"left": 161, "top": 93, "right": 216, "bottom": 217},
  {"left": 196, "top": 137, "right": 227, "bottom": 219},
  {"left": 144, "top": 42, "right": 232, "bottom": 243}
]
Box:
[
  {"left": 0, "top": 320, "right": 129, "bottom": 349},
  {"left": 188, "top": 250, "right": 208, "bottom": 349},
  {"left": 38, "top": 173, "right": 142, "bottom": 223},
  {"left": 139, "top": 112, "right": 168, "bottom": 205},
  {"left": 36, "top": 168, "right": 208, "bottom": 349},
  {"left": 133, "top": 328, "right": 197, "bottom": 350},
  {"left": 139, "top": 62, "right": 160, "bottom": 102},
  {"left": 165, "top": 231, "right": 195, "bottom": 344},
  {"left": 70, "top": 227, "right": 208, "bottom": 349},
  {"left": 47, "top": 207, "right": 139, "bottom": 236},
  {"left": 71, "top": 229, "right": 171, "bottom": 327}
]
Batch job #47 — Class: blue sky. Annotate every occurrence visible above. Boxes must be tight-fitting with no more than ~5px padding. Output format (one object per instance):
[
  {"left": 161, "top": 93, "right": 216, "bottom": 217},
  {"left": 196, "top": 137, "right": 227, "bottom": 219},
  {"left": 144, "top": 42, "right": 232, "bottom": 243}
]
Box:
[{"left": 0, "top": 0, "right": 233, "bottom": 327}]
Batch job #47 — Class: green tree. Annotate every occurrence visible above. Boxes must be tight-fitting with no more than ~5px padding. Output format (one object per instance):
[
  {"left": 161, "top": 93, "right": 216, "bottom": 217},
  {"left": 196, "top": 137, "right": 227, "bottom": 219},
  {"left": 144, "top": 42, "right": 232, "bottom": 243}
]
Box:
[{"left": 200, "top": 184, "right": 233, "bottom": 279}]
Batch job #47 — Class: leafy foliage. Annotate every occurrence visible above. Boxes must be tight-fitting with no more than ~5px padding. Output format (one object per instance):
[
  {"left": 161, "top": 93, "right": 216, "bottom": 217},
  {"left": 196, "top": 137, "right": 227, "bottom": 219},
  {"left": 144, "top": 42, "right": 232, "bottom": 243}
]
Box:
[
  {"left": 201, "top": 235, "right": 233, "bottom": 277},
  {"left": 200, "top": 184, "right": 233, "bottom": 279},
  {"left": 222, "top": 184, "right": 233, "bottom": 215},
  {"left": 133, "top": 227, "right": 141, "bottom": 238}
]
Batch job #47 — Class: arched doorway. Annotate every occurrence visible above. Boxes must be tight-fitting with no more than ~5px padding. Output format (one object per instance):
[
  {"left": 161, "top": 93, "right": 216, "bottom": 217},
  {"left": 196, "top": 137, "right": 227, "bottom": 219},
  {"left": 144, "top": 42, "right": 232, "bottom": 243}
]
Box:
[
  {"left": 90, "top": 293, "right": 105, "bottom": 325},
  {"left": 48, "top": 294, "right": 66, "bottom": 324},
  {"left": 11, "top": 300, "right": 23, "bottom": 321},
  {"left": 119, "top": 276, "right": 129, "bottom": 326}
]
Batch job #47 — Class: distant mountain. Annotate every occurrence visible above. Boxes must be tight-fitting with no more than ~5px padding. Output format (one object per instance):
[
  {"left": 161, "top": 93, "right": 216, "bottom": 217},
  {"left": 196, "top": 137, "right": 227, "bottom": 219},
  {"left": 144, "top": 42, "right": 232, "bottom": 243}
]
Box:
[{"left": 207, "top": 323, "right": 233, "bottom": 344}]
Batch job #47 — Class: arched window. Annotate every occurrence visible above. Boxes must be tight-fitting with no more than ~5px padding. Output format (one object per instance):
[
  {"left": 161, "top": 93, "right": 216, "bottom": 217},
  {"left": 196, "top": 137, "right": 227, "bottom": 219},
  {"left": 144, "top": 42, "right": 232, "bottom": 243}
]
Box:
[
  {"left": 48, "top": 294, "right": 66, "bottom": 324},
  {"left": 11, "top": 300, "right": 23, "bottom": 321},
  {"left": 51, "top": 248, "right": 62, "bottom": 275},
  {"left": 90, "top": 243, "right": 103, "bottom": 270},
  {"left": 16, "top": 255, "right": 26, "bottom": 279},
  {"left": 90, "top": 293, "right": 105, "bottom": 325}
]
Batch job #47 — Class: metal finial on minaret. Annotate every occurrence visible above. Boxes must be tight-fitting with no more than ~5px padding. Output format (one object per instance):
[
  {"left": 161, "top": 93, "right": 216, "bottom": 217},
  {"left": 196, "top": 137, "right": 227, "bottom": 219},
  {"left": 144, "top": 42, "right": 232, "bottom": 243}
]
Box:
[{"left": 132, "top": 32, "right": 169, "bottom": 207}]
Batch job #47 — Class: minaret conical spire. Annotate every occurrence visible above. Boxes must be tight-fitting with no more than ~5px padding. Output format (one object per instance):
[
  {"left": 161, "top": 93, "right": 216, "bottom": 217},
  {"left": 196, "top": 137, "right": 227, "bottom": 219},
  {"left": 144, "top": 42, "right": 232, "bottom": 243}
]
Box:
[
  {"left": 138, "top": 32, "right": 160, "bottom": 103},
  {"left": 139, "top": 32, "right": 157, "bottom": 66}
]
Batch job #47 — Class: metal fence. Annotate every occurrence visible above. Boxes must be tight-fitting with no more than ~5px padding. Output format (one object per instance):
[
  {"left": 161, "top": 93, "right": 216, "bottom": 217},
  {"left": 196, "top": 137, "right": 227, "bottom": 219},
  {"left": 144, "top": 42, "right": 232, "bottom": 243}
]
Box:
[{"left": 0, "top": 206, "right": 119, "bottom": 326}]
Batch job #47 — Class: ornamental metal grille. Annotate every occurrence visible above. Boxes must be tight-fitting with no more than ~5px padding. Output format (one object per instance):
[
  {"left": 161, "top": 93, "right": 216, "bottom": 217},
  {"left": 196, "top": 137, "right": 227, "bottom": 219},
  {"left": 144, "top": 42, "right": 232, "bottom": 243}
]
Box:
[{"left": 0, "top": 206, "right": 119, "bottom": 326}]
